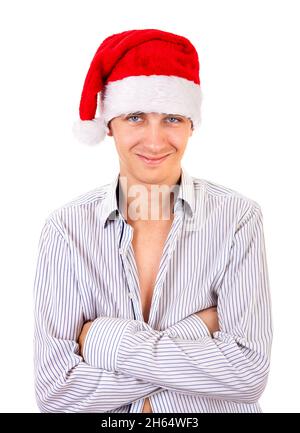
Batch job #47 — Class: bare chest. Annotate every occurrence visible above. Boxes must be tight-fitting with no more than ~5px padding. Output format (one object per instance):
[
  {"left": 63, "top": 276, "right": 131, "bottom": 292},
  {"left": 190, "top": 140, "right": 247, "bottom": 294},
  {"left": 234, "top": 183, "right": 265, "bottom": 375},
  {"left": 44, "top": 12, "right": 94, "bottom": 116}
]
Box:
[{"left": 130, "top": 219, "right": 173, "bottom": 323}]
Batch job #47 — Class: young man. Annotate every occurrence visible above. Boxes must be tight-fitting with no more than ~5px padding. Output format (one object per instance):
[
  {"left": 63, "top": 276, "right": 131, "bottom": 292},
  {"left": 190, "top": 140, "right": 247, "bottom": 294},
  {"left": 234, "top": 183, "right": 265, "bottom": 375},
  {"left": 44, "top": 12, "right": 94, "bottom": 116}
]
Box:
[
  {"left": 33, "top": 29, "right": 273, "bottom": 413},
  {"left": 78, "top": 110, "right": 220, "bottom": 414}
]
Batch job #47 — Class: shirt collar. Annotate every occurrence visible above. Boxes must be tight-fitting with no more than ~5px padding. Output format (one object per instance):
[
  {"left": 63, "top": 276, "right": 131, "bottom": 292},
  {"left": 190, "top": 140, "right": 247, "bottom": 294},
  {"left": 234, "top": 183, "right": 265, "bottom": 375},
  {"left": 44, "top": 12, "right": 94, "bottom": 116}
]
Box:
[{"left": 98, "top": 165, "right": 195, "bottom": 228}]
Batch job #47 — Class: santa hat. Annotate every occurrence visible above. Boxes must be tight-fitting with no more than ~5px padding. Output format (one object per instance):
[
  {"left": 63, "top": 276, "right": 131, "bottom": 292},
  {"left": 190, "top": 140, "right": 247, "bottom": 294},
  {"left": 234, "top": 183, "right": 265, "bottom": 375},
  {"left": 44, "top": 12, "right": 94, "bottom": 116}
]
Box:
[{"left": 72, "top": 28, "right": 203, "bottom": 145}]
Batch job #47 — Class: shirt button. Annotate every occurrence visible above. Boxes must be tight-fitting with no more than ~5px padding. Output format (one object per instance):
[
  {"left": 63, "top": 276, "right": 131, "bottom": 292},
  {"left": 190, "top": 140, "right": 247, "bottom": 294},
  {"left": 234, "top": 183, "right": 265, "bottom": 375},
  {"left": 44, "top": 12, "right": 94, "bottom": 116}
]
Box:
[{"left": 128, "top": 292, "right": 134, "bottom": 299}]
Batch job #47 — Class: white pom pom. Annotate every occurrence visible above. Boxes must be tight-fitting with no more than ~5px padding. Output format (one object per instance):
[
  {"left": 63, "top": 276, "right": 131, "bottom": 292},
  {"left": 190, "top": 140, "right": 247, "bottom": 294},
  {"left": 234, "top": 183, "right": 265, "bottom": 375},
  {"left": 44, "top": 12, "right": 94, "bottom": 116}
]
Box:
[{"left": 72, "top": 117, "right": 108, "bottom": 145}]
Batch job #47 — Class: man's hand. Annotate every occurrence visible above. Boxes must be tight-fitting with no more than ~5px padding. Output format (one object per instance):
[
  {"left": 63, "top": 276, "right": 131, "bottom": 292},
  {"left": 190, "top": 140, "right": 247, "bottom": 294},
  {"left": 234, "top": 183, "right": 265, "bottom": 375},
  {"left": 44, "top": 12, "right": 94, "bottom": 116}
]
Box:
[
  {"left": 78, "top": 321, "right": 93, "bottom": 357},
  {"left": 195, "top": 306, "right": 219, "bottom": 336}
]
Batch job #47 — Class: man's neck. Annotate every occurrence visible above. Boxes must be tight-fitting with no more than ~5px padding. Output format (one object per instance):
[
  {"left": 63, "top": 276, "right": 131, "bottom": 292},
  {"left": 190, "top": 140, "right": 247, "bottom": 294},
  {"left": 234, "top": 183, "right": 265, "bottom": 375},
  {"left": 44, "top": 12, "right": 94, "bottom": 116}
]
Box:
[{"left": 117, "top": 169, "right": 182, "bottom": 223}]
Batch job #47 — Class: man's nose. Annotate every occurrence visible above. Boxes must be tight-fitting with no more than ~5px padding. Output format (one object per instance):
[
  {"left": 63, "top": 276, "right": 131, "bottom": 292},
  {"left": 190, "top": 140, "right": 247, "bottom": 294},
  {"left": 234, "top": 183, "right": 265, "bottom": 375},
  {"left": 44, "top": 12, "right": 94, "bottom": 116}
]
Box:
[{"left": 143, "top": 121, "right": 167, "bottom": 148}]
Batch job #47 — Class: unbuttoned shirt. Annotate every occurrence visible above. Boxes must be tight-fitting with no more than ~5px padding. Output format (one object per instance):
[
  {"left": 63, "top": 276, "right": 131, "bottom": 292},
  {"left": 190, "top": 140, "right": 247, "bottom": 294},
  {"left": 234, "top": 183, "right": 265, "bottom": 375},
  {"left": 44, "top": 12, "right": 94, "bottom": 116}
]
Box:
[{"left": 33, "top": 166, "right": 273, "bottom": 413}]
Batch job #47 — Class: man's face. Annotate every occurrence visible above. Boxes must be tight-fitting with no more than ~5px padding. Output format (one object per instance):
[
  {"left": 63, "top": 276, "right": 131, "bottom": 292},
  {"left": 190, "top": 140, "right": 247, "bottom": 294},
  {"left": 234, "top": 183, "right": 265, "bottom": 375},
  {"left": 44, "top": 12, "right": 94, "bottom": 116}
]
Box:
[{"left": 107, "top": 112, "right": 193, "bottom": 184}]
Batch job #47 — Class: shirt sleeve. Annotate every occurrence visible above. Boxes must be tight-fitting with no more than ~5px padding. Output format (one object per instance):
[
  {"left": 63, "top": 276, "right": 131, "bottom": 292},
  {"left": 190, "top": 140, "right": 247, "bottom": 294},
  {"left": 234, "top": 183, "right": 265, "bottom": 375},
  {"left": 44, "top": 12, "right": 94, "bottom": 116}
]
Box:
[
  {"left": 83, "top": 203, "right": 273, "bottom": 404},
  {"left": 33, "top": 218, "right": 210, "bottom": 413}
]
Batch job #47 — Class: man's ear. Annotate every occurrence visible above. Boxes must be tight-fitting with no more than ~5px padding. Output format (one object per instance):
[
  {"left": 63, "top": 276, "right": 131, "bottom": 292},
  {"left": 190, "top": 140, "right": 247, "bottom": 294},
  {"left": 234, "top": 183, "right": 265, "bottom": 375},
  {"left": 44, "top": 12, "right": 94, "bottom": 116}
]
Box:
[
  {"left": 107, "top": 122, "right": 113, "bottom": 137},
  {"left": 190, "top": 123, "right": 194, "bottom": 136}
]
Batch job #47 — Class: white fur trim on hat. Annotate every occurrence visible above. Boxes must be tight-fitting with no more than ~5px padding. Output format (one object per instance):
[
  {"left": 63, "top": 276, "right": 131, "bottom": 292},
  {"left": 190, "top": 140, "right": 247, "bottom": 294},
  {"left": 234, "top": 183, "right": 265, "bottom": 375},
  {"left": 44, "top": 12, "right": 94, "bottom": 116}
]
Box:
[{"left": 73, "top": 75, "right": 202, "bottom": 145}]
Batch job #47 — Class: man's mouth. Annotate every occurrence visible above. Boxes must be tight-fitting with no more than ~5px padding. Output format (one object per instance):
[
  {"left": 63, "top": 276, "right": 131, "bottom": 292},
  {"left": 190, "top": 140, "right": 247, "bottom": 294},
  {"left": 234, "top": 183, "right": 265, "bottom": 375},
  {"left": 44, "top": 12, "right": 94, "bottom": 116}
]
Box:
[{"left": 136, "top": 154, "right": 170, "bottom": 165}]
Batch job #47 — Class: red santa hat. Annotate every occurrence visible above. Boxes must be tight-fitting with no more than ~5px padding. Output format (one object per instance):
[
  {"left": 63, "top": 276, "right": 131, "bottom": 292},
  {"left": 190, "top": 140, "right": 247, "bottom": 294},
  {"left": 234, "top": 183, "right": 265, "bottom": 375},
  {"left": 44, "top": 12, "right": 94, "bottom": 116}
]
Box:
[{"left": 72, "top": 28, "right": 203, "bottom": 145}]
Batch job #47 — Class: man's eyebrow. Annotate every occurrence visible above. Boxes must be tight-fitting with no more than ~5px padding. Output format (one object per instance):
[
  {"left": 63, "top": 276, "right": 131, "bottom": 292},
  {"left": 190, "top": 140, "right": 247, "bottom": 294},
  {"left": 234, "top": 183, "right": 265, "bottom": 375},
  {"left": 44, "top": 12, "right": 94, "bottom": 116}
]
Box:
[{"left": 125, "top": 111, "right": 144, "bottom": 116}]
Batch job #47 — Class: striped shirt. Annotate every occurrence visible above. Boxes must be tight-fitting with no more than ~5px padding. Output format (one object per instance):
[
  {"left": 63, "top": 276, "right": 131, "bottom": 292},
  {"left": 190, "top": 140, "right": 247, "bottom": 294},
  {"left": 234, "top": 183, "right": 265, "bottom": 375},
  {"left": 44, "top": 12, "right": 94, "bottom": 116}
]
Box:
[{"left": 33, "top": 165, "right": 273, "bottom": 413}]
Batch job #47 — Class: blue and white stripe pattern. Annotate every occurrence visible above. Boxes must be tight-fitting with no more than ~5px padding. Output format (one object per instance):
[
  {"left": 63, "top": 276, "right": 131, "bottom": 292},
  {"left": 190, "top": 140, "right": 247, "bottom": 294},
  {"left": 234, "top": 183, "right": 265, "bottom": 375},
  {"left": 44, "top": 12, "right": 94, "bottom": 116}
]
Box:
[{"left": 33, "top": 166, "right": 273, "bottom": 413}]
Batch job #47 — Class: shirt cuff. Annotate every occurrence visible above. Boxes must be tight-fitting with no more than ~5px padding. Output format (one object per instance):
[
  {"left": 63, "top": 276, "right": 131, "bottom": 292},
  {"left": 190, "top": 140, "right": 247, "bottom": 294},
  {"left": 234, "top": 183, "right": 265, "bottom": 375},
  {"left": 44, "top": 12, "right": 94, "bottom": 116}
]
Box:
[
  {"left": 83, "top": 317, "right": 133, "bottom": 370},
  {"left": 164, "top": 313, "right": 212, "bottom": 339},
  {"left": 83, "top": 316, "right": 157, "bottom": 370}
]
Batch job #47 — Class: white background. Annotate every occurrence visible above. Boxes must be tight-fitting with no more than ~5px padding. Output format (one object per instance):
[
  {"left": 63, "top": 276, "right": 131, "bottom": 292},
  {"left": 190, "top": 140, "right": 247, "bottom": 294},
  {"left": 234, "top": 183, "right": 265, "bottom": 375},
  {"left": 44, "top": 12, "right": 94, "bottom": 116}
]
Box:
[{"left": 0, "top": 0, "right": 299, "bottom": 413}]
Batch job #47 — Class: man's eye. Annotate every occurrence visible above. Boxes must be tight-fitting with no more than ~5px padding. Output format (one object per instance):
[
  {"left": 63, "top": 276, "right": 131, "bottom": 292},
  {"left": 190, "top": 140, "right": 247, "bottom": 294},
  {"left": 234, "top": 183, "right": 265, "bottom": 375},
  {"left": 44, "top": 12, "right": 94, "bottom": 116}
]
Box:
[
  {"left": 126, "top": 115, "right": 182, "bottom": 123},
  {"left": 127, "top": 115, "right": 142, "bottom": 122},
  {"left": 167, "top": 117, "right": 181, "bottom": 123}
]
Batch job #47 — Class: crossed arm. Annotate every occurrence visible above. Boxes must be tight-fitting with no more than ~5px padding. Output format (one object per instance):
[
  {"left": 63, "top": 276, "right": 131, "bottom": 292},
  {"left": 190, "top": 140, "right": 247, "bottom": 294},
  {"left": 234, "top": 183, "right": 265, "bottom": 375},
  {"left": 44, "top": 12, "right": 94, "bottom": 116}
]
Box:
[
  {"left": 33, "top": 203, "right": 273, "bottom": 412},
  {"left": 78, "top": 306, "right": 219, "bottom": 357}
]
